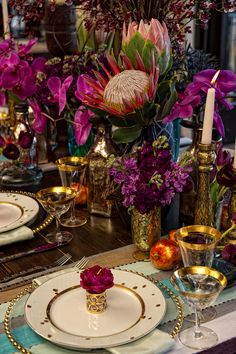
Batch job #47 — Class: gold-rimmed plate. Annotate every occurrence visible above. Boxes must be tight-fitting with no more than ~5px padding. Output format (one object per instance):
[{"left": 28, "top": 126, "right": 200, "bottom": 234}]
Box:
[
  {"left": 0, "top": 192, "right": 39, "bottom": 233},
  {"left": 24, "top": 269, "right": 166, "bottom": 350}
]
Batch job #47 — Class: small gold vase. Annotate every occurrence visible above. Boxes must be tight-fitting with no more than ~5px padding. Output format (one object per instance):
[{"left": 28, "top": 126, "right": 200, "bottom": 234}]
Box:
[
  {"left": 131, "top": 207, "right": 161, "bottom": 260},
  {"left": 86, "top": 291, "right": 107, "bottom": 314}
]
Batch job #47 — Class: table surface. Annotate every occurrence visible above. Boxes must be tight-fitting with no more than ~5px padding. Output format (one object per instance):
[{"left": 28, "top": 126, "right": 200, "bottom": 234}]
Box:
[{"left": 0, "top": 169, "right": 133, "bottom": 301}]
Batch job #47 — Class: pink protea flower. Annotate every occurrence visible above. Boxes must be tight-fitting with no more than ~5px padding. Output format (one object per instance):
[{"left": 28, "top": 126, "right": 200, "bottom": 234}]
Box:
[
  {"left": 122, "top": 19, "right": 171, "bottom": 74},
  {"left": 80, "top": 265, "right": 114, "bottom": 294},
  {"left": 76, "top": 52, "right": 159, "bottom": 116}
]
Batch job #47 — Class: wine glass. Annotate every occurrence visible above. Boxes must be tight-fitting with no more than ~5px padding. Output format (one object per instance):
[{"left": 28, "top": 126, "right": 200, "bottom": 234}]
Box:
[
  {"left": 56, "top": 156, "right": 88, "bottom": 227},
  {"left": 175, "top": 225, "right": 221, "bottom": 322},
  {"left": 36, "top": 186, "right": 76, "bottom": 244},
  {"left": 170, "top": 266, "right": 226, "bottom": 350}
]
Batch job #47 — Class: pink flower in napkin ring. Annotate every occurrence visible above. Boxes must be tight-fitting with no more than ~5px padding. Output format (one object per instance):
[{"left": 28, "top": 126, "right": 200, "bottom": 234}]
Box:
[{"left": 47, "top": 75, "right": 73, "bottom": 115}]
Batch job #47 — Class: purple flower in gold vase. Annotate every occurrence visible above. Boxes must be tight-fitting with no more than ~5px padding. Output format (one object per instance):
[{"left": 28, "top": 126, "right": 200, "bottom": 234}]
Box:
[{"left": 80, "top": 265, "right": 114, "bottom": 294}]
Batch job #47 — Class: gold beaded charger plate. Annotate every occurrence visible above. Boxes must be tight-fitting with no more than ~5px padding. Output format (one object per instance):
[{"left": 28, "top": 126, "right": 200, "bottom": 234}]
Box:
[
  {"left": 0, "top": 192, "right": 39, "bottom": 233},
  {"left": 24, "top": 269, "right": 166, "bottom": 350}
]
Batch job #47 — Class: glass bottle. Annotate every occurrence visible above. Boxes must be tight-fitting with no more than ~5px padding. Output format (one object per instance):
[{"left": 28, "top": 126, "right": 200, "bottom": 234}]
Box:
[
  {"left": 87, "top": 122, "right": 119, "bottom": 217},
  {"left": 0, "top": 103, "right": 43, "bottom": 187}
]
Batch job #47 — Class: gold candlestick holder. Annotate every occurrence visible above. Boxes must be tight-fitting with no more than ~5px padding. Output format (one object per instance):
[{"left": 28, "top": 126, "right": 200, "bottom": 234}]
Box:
[{"left": 194, "top": 143, "right": 215, "bottom": 226}]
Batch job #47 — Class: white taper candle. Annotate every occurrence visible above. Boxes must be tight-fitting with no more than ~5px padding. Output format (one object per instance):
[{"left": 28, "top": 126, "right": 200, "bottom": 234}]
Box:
[{"left": 201, "top": 87, "right": 215, "bottom": 145}]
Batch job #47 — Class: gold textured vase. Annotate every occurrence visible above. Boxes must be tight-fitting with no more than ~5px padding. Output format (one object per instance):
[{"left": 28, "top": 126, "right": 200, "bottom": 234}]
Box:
[
  {"left": 86, "top": 291, "right": 107, "bottom": 314},
  {"left": 131, "top": 207, "right": 161, "bottom": 260}
]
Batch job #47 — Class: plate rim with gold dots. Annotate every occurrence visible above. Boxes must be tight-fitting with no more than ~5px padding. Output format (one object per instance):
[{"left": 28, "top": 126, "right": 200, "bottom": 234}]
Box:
[
  {"left": 0, "top": 192, "right": 39, "bottom": 233},
  {"left": 24, "top": 269, "right": 166, "bottom": 350}
]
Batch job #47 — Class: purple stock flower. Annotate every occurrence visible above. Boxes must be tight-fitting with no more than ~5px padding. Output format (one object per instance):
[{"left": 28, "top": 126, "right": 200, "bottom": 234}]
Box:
[
  {"left": 74, "top": 106, "right": 94, "bottom": 145},
  {"left": 109, "top": 136, "right": 191, "bottom": 214}
]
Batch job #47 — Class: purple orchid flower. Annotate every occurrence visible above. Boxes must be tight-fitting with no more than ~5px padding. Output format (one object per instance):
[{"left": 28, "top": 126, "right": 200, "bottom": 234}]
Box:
[
  {"left": 31, "top": 57, "right": 47, "bottom": 73},
  {"left": 47, "top": 76, "right": 73, "bottom": 115},
  {"left": 75, "top": 74, "right": 95, "bottom": 101},
  {"left": 12, "top": 66, "right": 36, "bottom": 100},
  {"left": 17, "top": 38, "right": 37, "bottom": 57},
  {"left": 28, "top": 98, "right": 47, "bottom": 134},
  {"left": 74, "top": 106, "right": 94, "bottom": 145},
  {"left": 164, "top": 69, "right": 236, "bottom": 137}
]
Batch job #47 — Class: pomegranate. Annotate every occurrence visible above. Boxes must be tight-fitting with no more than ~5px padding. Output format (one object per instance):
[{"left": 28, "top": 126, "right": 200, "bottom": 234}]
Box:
[{"left": 150, "top": 238, "right": 181, "bottom": 270}]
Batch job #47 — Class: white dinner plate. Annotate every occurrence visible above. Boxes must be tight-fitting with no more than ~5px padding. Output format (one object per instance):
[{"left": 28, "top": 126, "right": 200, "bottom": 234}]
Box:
[
  {"left": 25, "top": 269, "right": 166, "bottom": 350},
  {"left": 0, "top": 192, "right": 39, "bottom": 233}
]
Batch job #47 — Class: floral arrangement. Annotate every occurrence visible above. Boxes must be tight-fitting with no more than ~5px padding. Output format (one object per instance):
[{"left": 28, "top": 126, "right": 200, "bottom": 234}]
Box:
[
  {"left": 80, "top": 265, "right": 114, "bottom": 294},
  {"left": 164, "top": 69, "right": 236, "bottom": 138},
  {"left": 108, "top": 136, "right": 191, "bottom": 214},
  {"left": 76, "top": 18, "right": 175, "bottom": 144}
]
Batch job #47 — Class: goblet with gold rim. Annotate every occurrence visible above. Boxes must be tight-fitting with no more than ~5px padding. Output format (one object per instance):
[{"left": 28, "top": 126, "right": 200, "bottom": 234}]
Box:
[
  {"left": 171, "top": 266, "right": 227, "bottom": 350},
  {"left": 56, "top": 156, "right": 88, "bottom": 227},
  {"left": 36, "top": 186, "right": 76, "bottom": 243},
  {"left": 175, "top": 225, "right": 221, "bottom": 322}
]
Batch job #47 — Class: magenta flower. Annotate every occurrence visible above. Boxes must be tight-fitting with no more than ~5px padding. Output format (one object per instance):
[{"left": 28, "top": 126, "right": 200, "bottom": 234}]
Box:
[
  {"left": 31, "top": 57, "right": 47, "bottom": 73},
  {"left": 222, "top": 244, "right": 236, "bottom": 266},
  {"left": 28, "top": 98, "right": 47, "bottom": 134},
  {"left": 17, "top": 38, "right": 37, "bottom": 57},
  {"left": 47, "top": 76, "right": 73, "bottom": 115},
  {"left": 74, "top": 106, "right": 93, "bottom": 145},
  {"left": 80, "top": 265, "right": 114, "bottom": 294},
  {"left": 75, "top": 74, "right": 95, "bottom": 101},
  {"left": 164, "top": 69, "right": 236, "bottom": 137}
]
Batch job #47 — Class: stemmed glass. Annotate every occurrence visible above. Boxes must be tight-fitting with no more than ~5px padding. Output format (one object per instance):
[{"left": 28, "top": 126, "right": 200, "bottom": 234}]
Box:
[
  {"left": 56, "top": 156, "right": 88, "bottom": 227},
  {"left": 36, "top": 186, "right": 76, "bottom": 243},
  {"left": 175, "top": 225, "right": 221, "bottom": 322},
  {"left": 170, "top": 266, "right": 226, "bottom": 350}
]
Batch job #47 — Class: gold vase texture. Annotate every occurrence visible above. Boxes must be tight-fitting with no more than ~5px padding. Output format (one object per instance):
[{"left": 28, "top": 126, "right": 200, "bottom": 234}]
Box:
[
  {"left": 131, "top": 207, "right": 161, "bottom": 252},
  {"left": 87, "top": 123, "right": 119, "bottom": 217},
  {"left": 86, "top": 291, "right": 107, "bottom": 314}
]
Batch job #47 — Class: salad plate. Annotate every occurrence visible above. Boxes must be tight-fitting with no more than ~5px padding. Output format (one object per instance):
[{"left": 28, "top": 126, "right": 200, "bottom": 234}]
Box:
[
  {"left": 25, "top": 269, "right": 166, "bottom": 350},
  {"left": 0, "top": 192, "right": 39, "bottom": 233}
]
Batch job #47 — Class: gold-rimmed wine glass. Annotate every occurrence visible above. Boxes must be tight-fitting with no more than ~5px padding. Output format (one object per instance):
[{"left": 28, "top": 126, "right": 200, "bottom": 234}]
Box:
[
  {"left": 175, "top": 225, "right": 221, "bottom": 322},
  {"left": 170, "top": 266, "right": 226, "bottom": 350},
  {"left": 36, "top": 186, "right": 76, "bottom": 244},
  {"left": 56, "top": 156, "right": 88, "bottom": 227}
]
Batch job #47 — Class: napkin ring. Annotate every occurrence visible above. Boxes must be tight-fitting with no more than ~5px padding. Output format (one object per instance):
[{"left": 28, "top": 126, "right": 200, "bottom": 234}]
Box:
[{"left": 86, "top": 291, "right": 107, "bottom": 314}]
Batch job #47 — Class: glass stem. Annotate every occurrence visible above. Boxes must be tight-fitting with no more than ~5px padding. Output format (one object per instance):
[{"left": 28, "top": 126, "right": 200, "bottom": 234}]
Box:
[
  {"left": 70, "top": 199, "right": 76, "bottom": 221},
  {"left": 194, "top": 309, "right": 202, "bottom": 339},
  {"left": 55, "top": 218, "right": 62, "bottom": 241}
]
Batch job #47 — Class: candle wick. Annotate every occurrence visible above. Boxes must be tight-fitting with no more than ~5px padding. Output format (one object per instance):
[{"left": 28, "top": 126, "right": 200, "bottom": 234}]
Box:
[{"left": 97, "top": 268, "right": 102, "bottom": 275}]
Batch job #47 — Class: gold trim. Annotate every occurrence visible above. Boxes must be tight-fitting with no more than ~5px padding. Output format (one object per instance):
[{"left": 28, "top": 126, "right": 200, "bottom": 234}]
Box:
[
  {"left": 36, "top": 186, "right": 76, "bottom": 206},
  {"left": 176, "top": 225, "right": 221, "bottom": 251},
  {"left": 55, "top": 156, "right": 88, "bottom": 172},
  {"left": 0, "top": 190, "right": 54, "bottom": 234}
]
